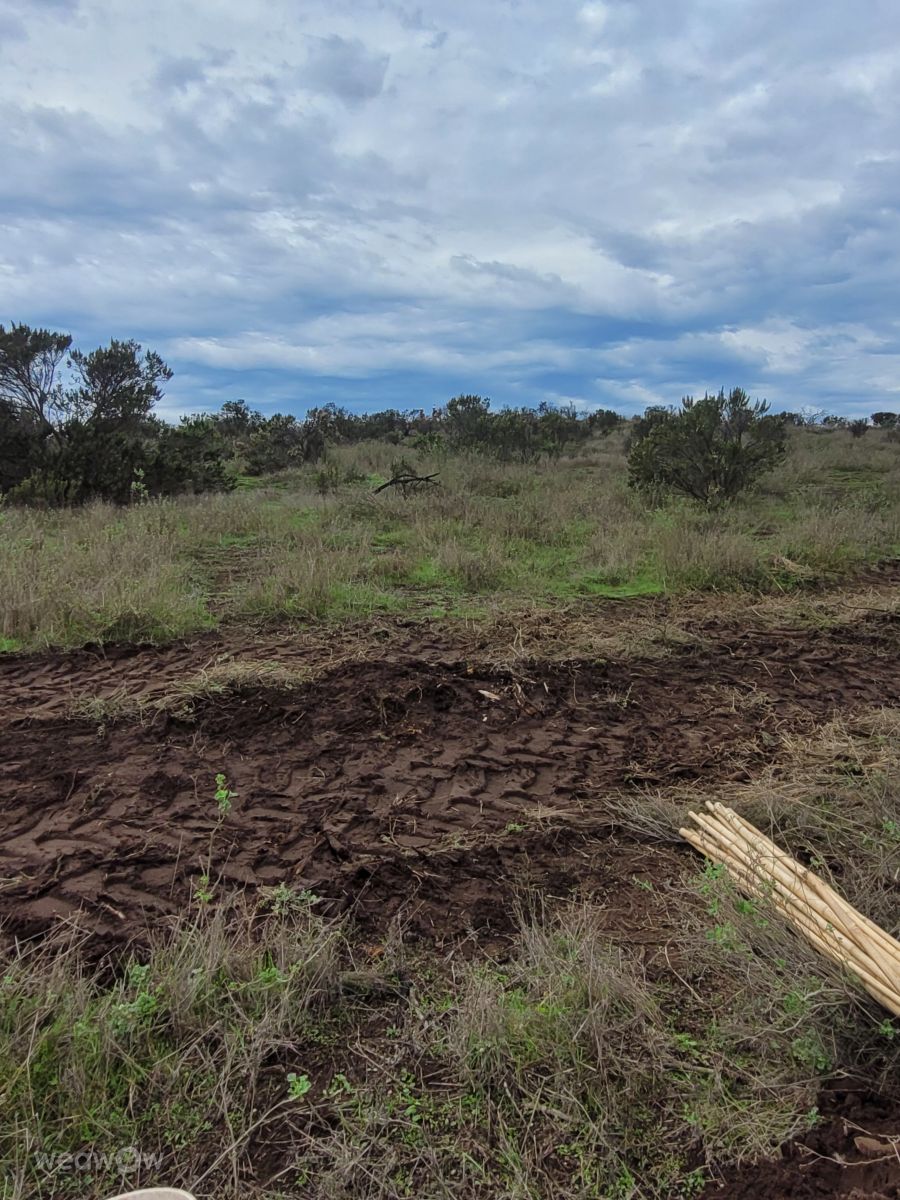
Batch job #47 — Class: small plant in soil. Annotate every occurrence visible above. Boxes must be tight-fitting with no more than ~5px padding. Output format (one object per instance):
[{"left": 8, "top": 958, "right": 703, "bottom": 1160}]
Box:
[
  {"left": 194, "top": 872, "right": 214, "bottom": 904},
  {"left": 287, "top": 1071, "right": 312, "bottom": 1098},
  {"left": 214, "top": 771, "right": 236, "bottom": 816},
  {"left": 263, "top": 881, "right": 320, "bottom": 915}
]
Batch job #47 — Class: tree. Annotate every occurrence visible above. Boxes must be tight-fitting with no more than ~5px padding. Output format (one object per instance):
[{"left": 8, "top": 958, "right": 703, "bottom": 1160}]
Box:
[
  {"left": 628, "top": 388, "right": 787, "bottom": 506},
  {"left": 848, "top": 419, "right": 869, "bottom": 438},
  {"left": 217, "top": 399, "right": 262, "bottom": 431},
  {"left": 65, "top": 340, "right": 172, "bottom": 429},
  {"left": 0, "top": 323, "right": 72, "bottom": 436},
  {"left": 0, "top": 324, "right": 232, "bottom": 504},
  {"left": 871, "top": 412, "right": 899, "bottom": 429},
  {"left": 442, "top": 394, "right": 492, "bottom": 452},
  {"left": 36, "top": 340, "right": 175, "bottom": 503}
]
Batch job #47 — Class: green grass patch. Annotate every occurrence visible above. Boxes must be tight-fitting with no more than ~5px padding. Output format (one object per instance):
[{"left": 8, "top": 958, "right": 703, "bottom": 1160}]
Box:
[
  {"left": 216, "top": 532, "right": 259, "bottom": 548},
  {"left": 286, "top": 506, "right": 321, "bottom": 529},
  {"left": 233, "top": 473, "right": 271, "bottom": 490},
  {"left": 828, "top": 465, "right": 887, "bottom": 481},
  {"left": 372, "top": 528, "right": 411, "bottom": 549},
  {"left": 97, "top": 601, "right": 217, "bottom": 645},
  {"left": 406, "top": 557, "right": 461, "bottom": 591},
  {"left": 328, "top": 581, "right": 405, "bottom": 615},
  {"left": 570, "top": 569, "right": 665, "bottom": 599}
]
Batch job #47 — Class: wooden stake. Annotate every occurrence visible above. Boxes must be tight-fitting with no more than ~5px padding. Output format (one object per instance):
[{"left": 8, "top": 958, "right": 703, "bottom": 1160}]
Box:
[
  {"left": 687, "top": 810, "right": 873, "bottom": 962},
  {"left": 681, "top": 813, "right": 900, "bottom": 1016},
  {"left": 683, "top": 827, "right": 900, "bottom": 1011},
  {"left": 714, "top": 804, "right": 900, "bottom": 971}
]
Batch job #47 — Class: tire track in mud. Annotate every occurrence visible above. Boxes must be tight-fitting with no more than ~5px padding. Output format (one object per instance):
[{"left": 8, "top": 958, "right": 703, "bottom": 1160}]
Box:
[{"left": 0, "top": 614, "right": 899, "bottom": 947}]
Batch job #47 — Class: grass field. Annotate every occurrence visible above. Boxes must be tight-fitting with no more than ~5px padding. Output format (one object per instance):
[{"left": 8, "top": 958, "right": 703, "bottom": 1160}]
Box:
[
  {"left": 1, "top": 424, "right": 900, "bottom": 1199},
  {"left": 2, "top": 425, "right": 899, "bottom": 651}
]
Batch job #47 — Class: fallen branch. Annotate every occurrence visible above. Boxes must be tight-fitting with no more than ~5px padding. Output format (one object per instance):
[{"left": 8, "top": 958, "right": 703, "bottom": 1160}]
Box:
[{"left": 373, "top": 472, "right": 440, "bottom": 497}]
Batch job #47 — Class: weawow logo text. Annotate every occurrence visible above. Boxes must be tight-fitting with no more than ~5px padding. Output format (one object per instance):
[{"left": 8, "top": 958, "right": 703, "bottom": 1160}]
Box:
[{"left": 34, "top": 1145, "right": 163, "bottom": 1175}]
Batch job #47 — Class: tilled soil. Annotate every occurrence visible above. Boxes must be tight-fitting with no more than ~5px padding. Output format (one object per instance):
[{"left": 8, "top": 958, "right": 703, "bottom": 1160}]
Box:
[
  {"left": 2, "top": 608, "right": 900, "bottom": 1197},
  {"left": 2, "top": 613, "right": 899, "bottom": 945}
]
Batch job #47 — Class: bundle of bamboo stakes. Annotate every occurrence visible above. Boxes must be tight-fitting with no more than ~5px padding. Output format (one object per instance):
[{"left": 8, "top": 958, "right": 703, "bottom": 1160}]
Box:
[{"left": 681, "top": 801, "right": 900, "bottom": 1017}]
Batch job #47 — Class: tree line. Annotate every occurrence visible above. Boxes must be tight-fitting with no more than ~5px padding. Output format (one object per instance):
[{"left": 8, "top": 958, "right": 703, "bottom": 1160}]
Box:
[
  {"left": 0, "top": 324, "right": 622, "bottom": 505},
  {"left": 1, "top": 323, "right": 895, "bottom": 509}
]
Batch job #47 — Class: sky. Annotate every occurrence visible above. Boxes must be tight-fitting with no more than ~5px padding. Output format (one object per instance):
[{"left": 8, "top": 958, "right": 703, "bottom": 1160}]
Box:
[{"left": 1, "top": 0, "right": 899, "bottom": 420}]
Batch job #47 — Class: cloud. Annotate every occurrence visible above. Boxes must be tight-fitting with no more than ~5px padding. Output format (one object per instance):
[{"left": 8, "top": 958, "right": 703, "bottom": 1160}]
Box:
[
  {"left": 302, "top": 34, "right": 389, "bottom": 104},
  {"left": 0, "top": 0, "right": 898, "bottom": 417},
  {"left": 154, "top": 48, "right": 233, "bottom": 92},
  {"left": 0, "top": 7, "right": 25, "bottom": 42},
  {"left": 23, "top": 0, "right": 79, "bottom": 11},
  {"left": 167, "top": 308, "right": 587, "bottom": 378}
]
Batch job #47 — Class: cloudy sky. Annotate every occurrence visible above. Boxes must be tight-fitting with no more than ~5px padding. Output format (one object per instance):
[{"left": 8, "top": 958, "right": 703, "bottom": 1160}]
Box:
[{"left": 2, "top": 0, "right": 899, "bottom": 419}]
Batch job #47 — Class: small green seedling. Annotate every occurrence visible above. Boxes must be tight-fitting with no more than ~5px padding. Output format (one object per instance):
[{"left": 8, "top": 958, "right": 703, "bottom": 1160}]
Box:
[
  {"left": 266, "top": 882, "right": 321, "bottom": 914},
  {"left": 287, "top": 1072, "right": 312, "bottom": 1099},
  {"left": 194, "top": 874, "right": 214, "bottom": 904},
  {"left": 326, "top": 1072, "right": 354, "bottom": 1097},
  {"left": 214, "top": 772, "right": 236, "bottom": 816}
]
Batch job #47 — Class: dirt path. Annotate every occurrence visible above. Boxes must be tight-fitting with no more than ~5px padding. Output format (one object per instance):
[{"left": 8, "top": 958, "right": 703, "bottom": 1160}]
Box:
[{"left": 1, "top": 612, "right": 898, "bottom": 946}]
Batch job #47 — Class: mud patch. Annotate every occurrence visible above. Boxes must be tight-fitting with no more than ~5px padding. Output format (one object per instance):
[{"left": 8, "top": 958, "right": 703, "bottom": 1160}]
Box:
[
  {"left": 704, "top": 1089, "right": 900, "bottom": 1199},
  {"left": 1, "top": 617, "right": 900, "bottom": 946}
]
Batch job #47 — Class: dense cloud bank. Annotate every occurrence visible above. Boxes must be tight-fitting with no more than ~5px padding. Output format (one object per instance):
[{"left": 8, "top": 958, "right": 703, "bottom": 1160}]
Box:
[{"left": 1, "top": 0, "right": 898, "bottom": 416}]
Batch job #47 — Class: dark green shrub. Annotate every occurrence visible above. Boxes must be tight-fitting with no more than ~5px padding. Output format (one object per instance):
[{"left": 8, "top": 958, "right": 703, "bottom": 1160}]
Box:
[
  {"left": 146, "top": 416, "right": 234, "bottom": 495},
  {"left": 628, "top": 388, "right": 787, "bottom": 507},
  {"left": 244, "top": 414, "right": 325, "bottom": 474}
]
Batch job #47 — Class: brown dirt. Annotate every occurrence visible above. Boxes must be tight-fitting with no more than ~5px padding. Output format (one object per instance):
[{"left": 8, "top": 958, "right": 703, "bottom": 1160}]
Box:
[
  {"left": 703, "top": 1089, "right": 900, "bottom": 1198},
  {"left": 1, "top": 612, "right": 899, "bottom": 946},
  {"left": 3, "top": 557, "right": 899, "bottom": 724}
]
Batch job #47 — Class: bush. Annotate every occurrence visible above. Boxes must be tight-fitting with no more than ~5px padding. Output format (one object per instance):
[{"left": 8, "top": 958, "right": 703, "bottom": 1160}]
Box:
[
  {"left": 628, "top": 388, "right": 787, "bottom": 507},
  {"left": 625, "top": 405, "right": 671, "bottom": 450},
  {"left": 439, "top": 396, "right": 615, "bottom": 462},
  {"left": 146, "top": 417, "right": 235, "bottom": 495},
  {"left": 244, "top": 414, "right": 325, "bottom": 475}
]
